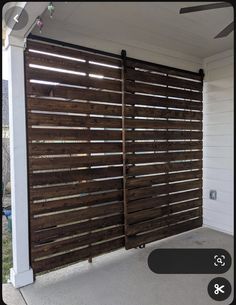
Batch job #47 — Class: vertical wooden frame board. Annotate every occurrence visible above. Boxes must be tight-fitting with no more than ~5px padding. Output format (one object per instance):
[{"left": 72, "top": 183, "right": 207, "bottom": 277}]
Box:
[{"left": 123, "top": 57, "right": 203, "bottom": 249}]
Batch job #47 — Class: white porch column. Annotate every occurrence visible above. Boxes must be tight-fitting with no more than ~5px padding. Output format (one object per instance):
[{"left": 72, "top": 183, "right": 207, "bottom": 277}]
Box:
[{"left": 6, "top": 36, "right": 34, "bottom": 288}]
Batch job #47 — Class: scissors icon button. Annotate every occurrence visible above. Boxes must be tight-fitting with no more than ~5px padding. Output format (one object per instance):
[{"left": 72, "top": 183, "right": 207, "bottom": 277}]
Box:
[{"left": 208, "top": 277, "right": 231, "bottom": 301}]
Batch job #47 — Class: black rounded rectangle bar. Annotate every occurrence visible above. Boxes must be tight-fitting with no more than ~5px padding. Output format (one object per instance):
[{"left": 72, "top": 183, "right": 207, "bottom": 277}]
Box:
[{"left": 148, "top": 249, "right": 231, "bottom": 274}]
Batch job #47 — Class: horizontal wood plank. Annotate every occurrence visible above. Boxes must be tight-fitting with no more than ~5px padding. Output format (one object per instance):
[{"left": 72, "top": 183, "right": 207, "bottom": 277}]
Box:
[
  {"left": 126, "top": 81, "right": 202, "bottom": 101},
  {"left": 126, "top": 58, "right": 202, "bottom": 81},
  {"left": 27, "top": 40, "right": 121, "bottom": 67},
  {"left": 125, "top": 93, "right": 202, "bottom": 110},
  {"left": 29, "top": 154, "right": 123, "bottom": 171},
  {"left": 30, "top": 166, "right": 123, "bottom": 186},
  {"left": 25, "top": 51, "right": 121, "bottom": 79},
  {"left": 127, "top": 179, "right": 202, "bottom": 203},
  {"left": 27, "top": 83, "right": 122, "bottom": 104},
  {"left": 28, "top": 112, "right": 202, "bottom": 130},
  {"left": 126, "top": 68, "right": 202, "bottom": 91},
  {"left": 27, "top": 68, "right": 122, "bottom": 92},
  {"left": 127, "top": 189, "right": 202, "bottom": 213},
  {"left": 127, "top": 169, "right": 202, "bottom": 189},
  {"left": 32, "top": 237, "right": 124, "bottom": 273},
  {"left": 126, "top": 130, "right": 202, "bottom": 140},
  {"left": 28, "top": 128, "right": 122, "bottom": 141},
  {"left": 127, "top": 205, "right": 202, "bottom": 235},
  {"left": 28, "top": 128, "right": 202, "bottom": 142},
  {"left": 31, "top": 214, "right": 123, "bottom": 243},
  {"left": 125, "top": 218, "right": 202, "bottom": 249},
  {"left": 31, "top": 201, "right": 123, "bottom": 229},
  {"left": 31, "top": 226, "right": 124, "bottom": 258},
  {"left": 30, "top": 178, "right": 123, "bottom": 201},
  {"left": 127, "top": 160, "right": 202, "bottom": 176},
  {"left": 29, "top": 142, "right": 122, "bottom": 156},
  {"left": 31, "top": 190, "right": 123, "bottom": 215},
  {"left": 27, "top": 97, "right": 202, "bottom": 120}
]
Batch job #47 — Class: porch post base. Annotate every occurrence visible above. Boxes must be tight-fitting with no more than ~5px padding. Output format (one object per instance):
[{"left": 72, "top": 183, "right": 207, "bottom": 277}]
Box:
[{"left": 10, "top": 267, "right": 34, "bottom": 288}]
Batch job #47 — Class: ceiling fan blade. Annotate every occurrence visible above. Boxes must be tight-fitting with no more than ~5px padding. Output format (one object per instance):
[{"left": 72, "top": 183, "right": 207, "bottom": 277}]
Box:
[
  {"left": 180, "top": 2, "right": 231, "bottom": 14},
  {"left": 214, "top": 21, "right": 234, "bottom": 38}
]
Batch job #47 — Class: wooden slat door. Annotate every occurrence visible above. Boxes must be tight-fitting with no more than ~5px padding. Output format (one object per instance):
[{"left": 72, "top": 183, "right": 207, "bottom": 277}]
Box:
[
  {"left": 25, "top": 38, "right": 203, "bottom": 273},
  {"left": 123, "top": 57, "right": 203, "bottom": 249},
  {"left": 25, "top": 40, "right": 124, "bottom": 273}
]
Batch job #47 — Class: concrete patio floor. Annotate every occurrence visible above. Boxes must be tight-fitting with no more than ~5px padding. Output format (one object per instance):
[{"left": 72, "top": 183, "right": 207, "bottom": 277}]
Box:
[{"left": 3, "top": 227, "right": 234, "bottom": 305}]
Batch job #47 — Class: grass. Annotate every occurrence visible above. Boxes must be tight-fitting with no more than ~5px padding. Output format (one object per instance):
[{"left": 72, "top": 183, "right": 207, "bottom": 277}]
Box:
[{"left": 2, "top": 218, "right": 12, "bottom": 283}]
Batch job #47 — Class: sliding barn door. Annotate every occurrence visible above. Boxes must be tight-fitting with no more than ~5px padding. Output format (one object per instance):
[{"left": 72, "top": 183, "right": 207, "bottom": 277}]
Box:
[
  {"left": 25, "top": 38, "right": 203, "bottom": 273},
  {"left": 123, "top": 57, "right": 203, "bottom": 249},
  {"left": 25, "top": 40, "right": 125, "bottom": 273}
]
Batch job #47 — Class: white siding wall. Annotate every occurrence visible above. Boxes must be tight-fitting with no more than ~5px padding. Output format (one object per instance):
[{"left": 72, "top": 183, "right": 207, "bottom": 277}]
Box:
[{"left": 203, "top": 50, "right": 234, "bottom": 235}]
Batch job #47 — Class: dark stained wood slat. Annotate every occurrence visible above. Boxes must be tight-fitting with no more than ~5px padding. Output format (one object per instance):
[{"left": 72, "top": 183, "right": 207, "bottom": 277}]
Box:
[
  {"left": 28, "top": 141, "right": 201, "bottom": 157},
  {"left": 127, "top": 189, "right": 202, "bottom": 213},
  {"left": 125, "top": 218, "right": 202, "bottom": 249},
  {"left": 30, "top": 178, "right": 123, "bottom": 201},
  {"left": 31, "top": 226, "right": 124, "bottom": 258},
  {"left": 29, "top": 155, "right": 123, "bottom": 171},
  {"left": 125, "top": 118, "right": 202, "bottom": 130},
  {"left": 28, "top": 112, "right": 202, "bottom": 130},
  {"left": 31, "top": 190, "right": 123, "bottom": 215},
  {"left": 28, "top": 112, "right": 122, "bottom": 129},
  {"left": 27, "top": 98, "right": 123, "bottom": 117},
  {"left": 32, "top": 237, "right": 124, "bottom": 273},
  {"left": 27, "top": 68, "right": 121, "bottom": 92},
  {"left": 126, "top": 130, "right": 202, "bottom": 141},
  {"left": 127, "top": 152, "right": 202, "bottom": 165},
  {"left": 27, "top": 97, "right": 202, "bottom": 121},
  {"left": 25, "top": 51, "right": 121, "bottom": 79},
  {"left": 30, "top": 166, "right": 123, "bottom": 186},
  {"left": 127, "top": 169, "right": 202, "bottom": 189},
  {"left": 27, "top": 40, "right": 122, "bottom": 67},
  {"left": 125, "top": 93, "right": 202, "bottom": 110},
  {"left": 29, "top": 142, "right": 122, "bottom": 156},
  {"left": 127, "top": 199, "right": 202, "bottom": 225},
  {"left": 29, "top": 151, "right": 201, "bottom": 172},
  {"left": 31, "top": 214, "right": 123, "bottom": 243},
  {"left": 126, "top": 58, "right": 202, "bottom": 81},
  {"left": 28, "top": 128, "right": 202, "bottom": 142},
  {"left": 127, "top": 179, "right": 202, "bottom": 203},
  {"left": 126, "top": 81, "right": 202, "bottom": 101},
  {"left": 31, "top": 201, "right": 123, "bottom": 229},
  {"left": 126, "top": 142, "right": 202, "bottom": 154},
  {"left": 27, "top": 83, "right": 122, "bottom": 104},
  {"left": 127, "top": 205, "right": 202, "bottom": 235},
  {"left": 127, "top": 160, "right": 202, "bottom": 176},
  {"left": 127, "top": 105, "right": 202, "bottom": 120},
  {"left": 126, "top": 68, "right": 202, "bottom": 91},
  {"left": 28, "top": 128, "right": 122, "bottom": 141}
]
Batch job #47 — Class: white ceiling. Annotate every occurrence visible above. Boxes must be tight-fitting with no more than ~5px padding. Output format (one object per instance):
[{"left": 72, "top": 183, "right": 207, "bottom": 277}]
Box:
[{"left": 37, "top": 2, "right": 233, "bottom": 58}]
